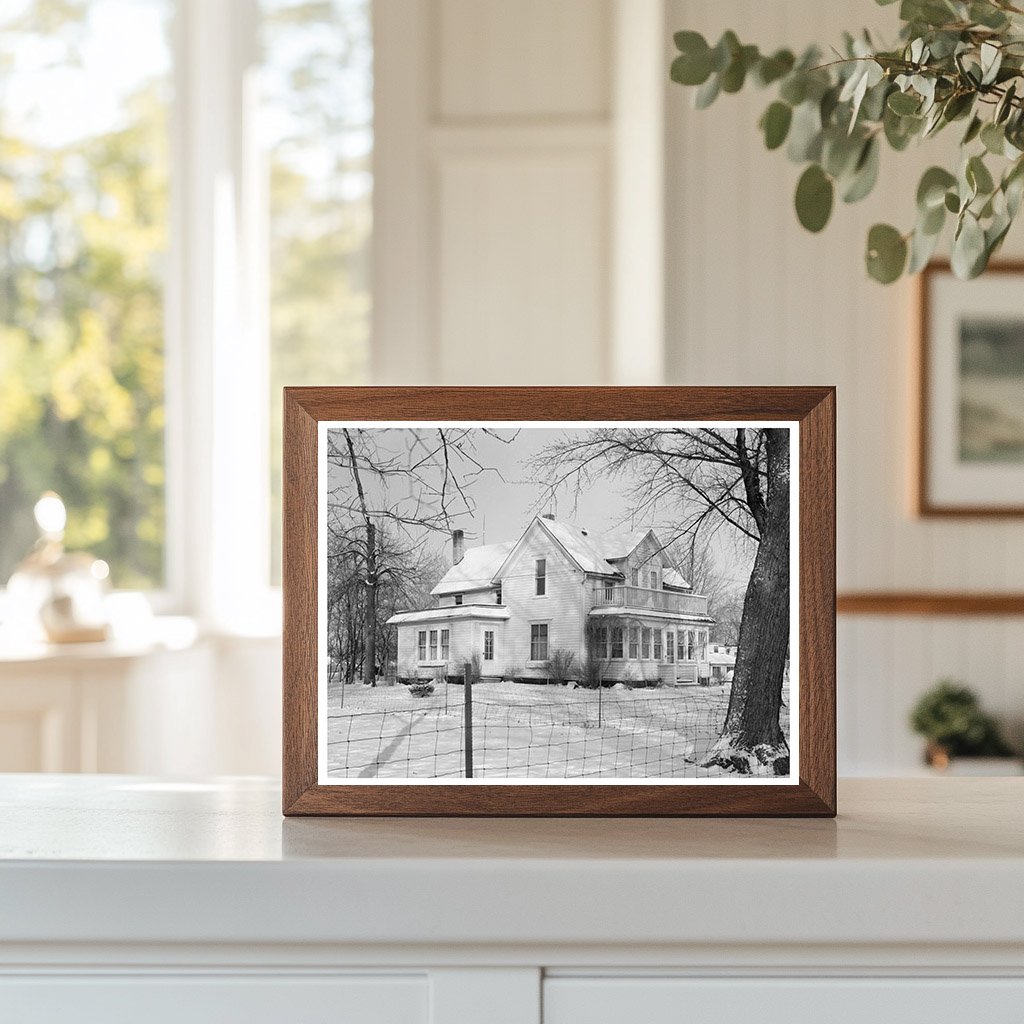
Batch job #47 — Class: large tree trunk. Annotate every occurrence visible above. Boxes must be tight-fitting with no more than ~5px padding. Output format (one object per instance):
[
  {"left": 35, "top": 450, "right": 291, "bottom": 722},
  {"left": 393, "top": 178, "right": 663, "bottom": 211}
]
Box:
[{"left": 703, "top": 429, "right": 791, "bottom": 776}]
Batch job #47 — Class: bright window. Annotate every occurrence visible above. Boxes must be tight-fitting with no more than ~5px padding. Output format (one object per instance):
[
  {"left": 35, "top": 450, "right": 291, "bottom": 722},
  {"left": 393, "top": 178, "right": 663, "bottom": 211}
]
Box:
[
  {"left": 263, "top": 0, "right": 372, "bottom": 581},
  {"left": 0, "top": 0, "right": 172, "bottom": 589},
  {"left": 428, "top": 629, "right": 438, "bottom": 660},
  {"left": 483, "top": 630, "right": 494, "bottom": 661},
  {"left": 417, "top": 630, "right": 426, "bottom": 661}
]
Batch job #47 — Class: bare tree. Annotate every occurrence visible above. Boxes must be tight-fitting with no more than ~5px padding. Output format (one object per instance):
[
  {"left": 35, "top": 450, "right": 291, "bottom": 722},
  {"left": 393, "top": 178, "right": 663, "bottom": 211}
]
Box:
[
  {"left": 326, "top": 428, "right": 511, "bottom": 685},
  {"left": 534, "top": 427, "right": 791, "bottom": 776}
]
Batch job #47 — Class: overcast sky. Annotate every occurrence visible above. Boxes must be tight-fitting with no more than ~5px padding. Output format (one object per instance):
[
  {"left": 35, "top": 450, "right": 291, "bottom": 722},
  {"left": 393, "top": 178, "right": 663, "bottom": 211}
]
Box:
[{"left": 327, "top": 426, "right": 760, "bottom": 593}]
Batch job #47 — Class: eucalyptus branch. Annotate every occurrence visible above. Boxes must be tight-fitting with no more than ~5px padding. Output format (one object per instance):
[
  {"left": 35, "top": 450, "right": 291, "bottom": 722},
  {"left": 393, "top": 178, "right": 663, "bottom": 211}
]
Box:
[{"left": 671, "top": 0, "right": 1024, "bottom": 282}]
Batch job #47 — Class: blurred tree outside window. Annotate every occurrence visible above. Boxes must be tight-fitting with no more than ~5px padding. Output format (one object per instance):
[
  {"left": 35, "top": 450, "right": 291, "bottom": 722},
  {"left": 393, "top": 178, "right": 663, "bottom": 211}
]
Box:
[
  {"left": 0, "top": 0, "right": 172, "bottom": 589},
  {"left": 262, "top": 0, "right": 372, "bottom": 582}
]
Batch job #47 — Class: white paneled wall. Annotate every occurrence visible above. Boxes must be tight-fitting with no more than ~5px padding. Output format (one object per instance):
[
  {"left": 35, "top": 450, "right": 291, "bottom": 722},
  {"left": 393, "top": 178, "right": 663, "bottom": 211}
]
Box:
[
  {"left": 374, "top": 0, "right": 665, "bottom": 386},
  {"left": 665, "top": 0, "right": 1024, "bottom": 772}
]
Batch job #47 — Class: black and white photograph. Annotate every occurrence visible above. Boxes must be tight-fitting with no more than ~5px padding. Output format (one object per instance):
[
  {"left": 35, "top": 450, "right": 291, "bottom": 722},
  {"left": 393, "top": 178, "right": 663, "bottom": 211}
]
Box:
[{"left": 317, "top": 422, "right": 798, "bottom": 784}]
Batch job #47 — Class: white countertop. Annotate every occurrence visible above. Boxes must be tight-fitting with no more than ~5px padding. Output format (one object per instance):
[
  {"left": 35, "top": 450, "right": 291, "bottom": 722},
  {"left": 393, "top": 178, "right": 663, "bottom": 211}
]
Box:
[{"left": 1, "top": 775, "right": 1022, "bottom": 951}]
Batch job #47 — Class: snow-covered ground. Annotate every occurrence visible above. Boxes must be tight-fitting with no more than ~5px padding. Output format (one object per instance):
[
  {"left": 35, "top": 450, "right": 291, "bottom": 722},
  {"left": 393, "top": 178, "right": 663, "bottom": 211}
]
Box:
[{"left": 326, "top": 679, "right": 760, "bottom": 780}]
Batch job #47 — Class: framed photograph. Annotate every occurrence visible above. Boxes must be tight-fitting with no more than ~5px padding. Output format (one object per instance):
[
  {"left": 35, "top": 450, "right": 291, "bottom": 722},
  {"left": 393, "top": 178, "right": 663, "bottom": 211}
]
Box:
[
  {"left": 283, "top": 387, "right": 835, "bottom": 816},
  {"left": 917, "top": 261, "right": 1024, "bottom": 516}
]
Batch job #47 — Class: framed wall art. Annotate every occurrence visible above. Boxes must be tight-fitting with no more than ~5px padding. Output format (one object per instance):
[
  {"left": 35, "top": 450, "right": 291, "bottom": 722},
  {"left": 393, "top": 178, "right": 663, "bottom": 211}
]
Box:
[
  {"left": 917, "top": 261, "right": 1024, "bottom": 517},
  {"left": 282, "top": 387, "right": 836, "bottom": 816}
]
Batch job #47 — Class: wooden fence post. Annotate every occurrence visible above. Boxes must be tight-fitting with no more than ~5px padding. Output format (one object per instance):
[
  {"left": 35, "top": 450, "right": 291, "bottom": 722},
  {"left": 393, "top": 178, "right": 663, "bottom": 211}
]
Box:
[{"left": 464, "top": 660, "right": 473, "bottom": 778}]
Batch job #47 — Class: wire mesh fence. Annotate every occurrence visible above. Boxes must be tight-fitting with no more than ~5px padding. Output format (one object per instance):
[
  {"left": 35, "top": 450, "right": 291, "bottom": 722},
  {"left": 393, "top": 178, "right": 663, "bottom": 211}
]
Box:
[{"left": 326, "top": 683, "right": 743, "bottom": 780}]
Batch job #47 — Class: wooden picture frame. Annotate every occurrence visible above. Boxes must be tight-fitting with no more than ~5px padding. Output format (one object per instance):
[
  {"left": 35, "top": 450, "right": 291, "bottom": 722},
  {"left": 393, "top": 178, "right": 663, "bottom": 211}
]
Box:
[
  {"left": 917, "top": 260, "right": 1024, "bottom": 517},
  {"left": 283, "top": 387, "right": 836, "bottom": 817}
]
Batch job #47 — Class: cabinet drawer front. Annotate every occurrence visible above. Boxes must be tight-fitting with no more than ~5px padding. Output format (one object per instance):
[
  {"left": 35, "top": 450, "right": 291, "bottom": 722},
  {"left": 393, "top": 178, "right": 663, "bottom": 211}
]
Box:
[
  {"left": 0, "top": 975, "right": 427, "bottom": 1024},
  {"left": 545, "top": 977, "right": 1024, "bottom": 1024}
]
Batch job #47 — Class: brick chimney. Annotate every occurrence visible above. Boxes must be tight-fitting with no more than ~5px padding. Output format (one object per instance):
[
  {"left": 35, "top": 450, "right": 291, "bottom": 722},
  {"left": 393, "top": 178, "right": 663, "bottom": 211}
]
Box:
[{"left": 452, "top": 529, "right": 465, "bottom": 565}]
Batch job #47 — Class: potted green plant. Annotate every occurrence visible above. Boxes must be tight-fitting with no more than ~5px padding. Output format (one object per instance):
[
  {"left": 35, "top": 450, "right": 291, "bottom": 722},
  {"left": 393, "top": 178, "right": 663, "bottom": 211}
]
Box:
[{"left": 909, "top": 680, "right": 1019, "bottom": 772}]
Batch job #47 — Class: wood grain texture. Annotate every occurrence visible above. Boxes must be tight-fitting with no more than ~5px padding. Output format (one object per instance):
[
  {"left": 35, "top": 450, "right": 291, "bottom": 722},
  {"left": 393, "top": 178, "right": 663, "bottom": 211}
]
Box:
[
  {"left": 916, "top": 260, "right": 1024, "bottom": 518},
  {"left": 838, "top": 592, "right": 1024, "bottom": 616},
  {"left": 282, "top": 387, "right": 836, "bottom": 817}
]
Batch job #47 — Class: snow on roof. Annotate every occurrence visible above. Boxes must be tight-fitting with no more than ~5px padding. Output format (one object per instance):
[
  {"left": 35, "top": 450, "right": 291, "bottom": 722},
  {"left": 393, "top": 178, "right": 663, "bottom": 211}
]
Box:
[
  {"left": 430, "top": 541, "right": 515, "bottom": 596},
  {"left": 387, "top": 605, "right": 512, "bottom": 625},
  {"left": 662, "top": 568, "right": 690, "bottom": 590},
  {"left": 538, "top": 519, "right": 625, "bottom": 577}
]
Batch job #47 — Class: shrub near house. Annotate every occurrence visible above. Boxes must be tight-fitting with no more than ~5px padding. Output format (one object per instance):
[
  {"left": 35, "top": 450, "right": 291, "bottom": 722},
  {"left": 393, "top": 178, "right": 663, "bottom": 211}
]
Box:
[{"left": 389, "top": 516, "right": 714, "bottom": 686}]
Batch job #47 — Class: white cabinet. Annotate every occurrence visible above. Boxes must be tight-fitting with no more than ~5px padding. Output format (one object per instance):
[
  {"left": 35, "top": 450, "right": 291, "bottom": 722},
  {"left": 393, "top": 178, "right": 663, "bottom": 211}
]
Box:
[
  {"left": 0, "top": 975, "right": 428, "bottom": 1024},
  {"left": 545, "top": 977, "right": 1024, "bottom": 1024},
  {"left": 1, "top": 777, "right": 1022, "bottom": 1023}
]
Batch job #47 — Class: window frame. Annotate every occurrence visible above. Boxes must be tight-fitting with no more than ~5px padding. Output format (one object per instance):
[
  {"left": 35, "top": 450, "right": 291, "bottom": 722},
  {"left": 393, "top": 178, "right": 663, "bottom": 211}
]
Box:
[
  {"left": 529, "top": 622, "right": 548, "bottom": 662},
  {"left": 483, "top": 629, "right": 494, "bottom": 661},
  {"left": 535, "top": 558, "right": 546, "bottom": 597},
  {"left": 440, "top": 628, "right": 450, "bottom": 660},
  {"left": 610, "top": 626, "right": 624, "bottom": 660},
  {"left": 628, "top": 626, "right": 639, "bottom": 660},
  {"left": 641, "top": 627, "right": 651, "bottom": 660},
  {"left": 417, "top": 629, "right": 427, "bottom": 661},
  {"left": 429, "top": 628, "right": 438, "bottom": 660}
]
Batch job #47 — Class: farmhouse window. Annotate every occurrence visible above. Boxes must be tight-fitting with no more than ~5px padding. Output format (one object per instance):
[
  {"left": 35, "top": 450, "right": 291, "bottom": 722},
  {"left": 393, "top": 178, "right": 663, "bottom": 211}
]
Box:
[
  {"left": 603, "top": 583, "right": 615, "bottom": 602},
  {"left": 596, "top": 627, "right": 608, "bottom": 659},
  {"left": 641, "top": 627, "right": 651, "bottom": 659},
  {"left": 483, "top": 630, "right": 494, "bottom": 661},
  {"left": 429, "top": 629, "right": 438, "bottom": 660},
  {"left": 611, "top": 627, "right": 624, "bottom": 659},
  {"left": 495, "top": 584, "right": 502, "bottom": 603},
  {"left": 698, "top": 631, "right": 708, "bottom": 660},
  {"left": 631, "top": 568, "right": 640, "bottom": 587},
  {"left": 535, "top": 558, "right": 546, "bottom": 596},
  {"left": 653, "top": 629, "right": 662, "bottom": 661},
  {"left": 628, "top": 627, "right": 639, "bottom": 659},
  {"left": 666, "top": 632, "right": 675, "bottom": 663},
  {"left": 441, "top": 629, "right": 450, "bottom": 660},
  {"left": 530, "top": 623, "right": 548, "bottom": 661},
  {"left": 418, "top": 631, "right": 427, "bottom": 661},
  {"left": 649, "top": 569, "right": 659, "bottom": 590},
  {"left": 454, "top": 594, "right": 463, "bottom": 606}
]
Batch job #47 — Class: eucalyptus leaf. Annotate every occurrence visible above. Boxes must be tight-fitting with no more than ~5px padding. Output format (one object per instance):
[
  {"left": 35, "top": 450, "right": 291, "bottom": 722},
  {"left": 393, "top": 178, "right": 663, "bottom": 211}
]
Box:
[
  {"left": 760, "top": 101, "right": 793, "bottom": 150},
  {"left": 951, "top": 212, "right": 987, "bottom": 278},
  {"left": 908, "top": 221, "right": 942, "bottom": 273},
  {"left": 967, "top": 154, "right": 995, "bottom": 195},
  {"left": 866, "top": 223, "right": 908, "bottom": 283},
  {"left": 981, "top": 121, "right": 1006, "bottom": 155},
  {"left": 795, "top": 164, "right": 834, "bottom": 232},
  {"left": 694, "top": 73, "right": 721, "bottom": 109},
  {"left": 787, "top": 100, "right": 823, "bottom": 162},
  {"left": 888, "top": 90, "right": 921, "bottom": 115},
  {"left": 917, "top": 166, "right": 957, "bottom": 210},
  {"left": 842, "top": 137, "right": 881, "bottom": 203}
]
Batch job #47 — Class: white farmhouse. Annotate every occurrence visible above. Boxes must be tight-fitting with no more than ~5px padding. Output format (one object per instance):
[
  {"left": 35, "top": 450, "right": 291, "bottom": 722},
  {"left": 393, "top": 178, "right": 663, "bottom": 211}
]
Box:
[{"left": 388, "top": 515, "right": 715, "bottom": 686}]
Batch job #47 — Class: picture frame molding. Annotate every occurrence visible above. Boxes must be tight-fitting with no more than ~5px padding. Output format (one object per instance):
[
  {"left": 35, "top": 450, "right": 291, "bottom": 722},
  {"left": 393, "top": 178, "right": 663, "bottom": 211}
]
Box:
[{"left": 282, "top": 386, "right": 836, "bottom": 817}]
